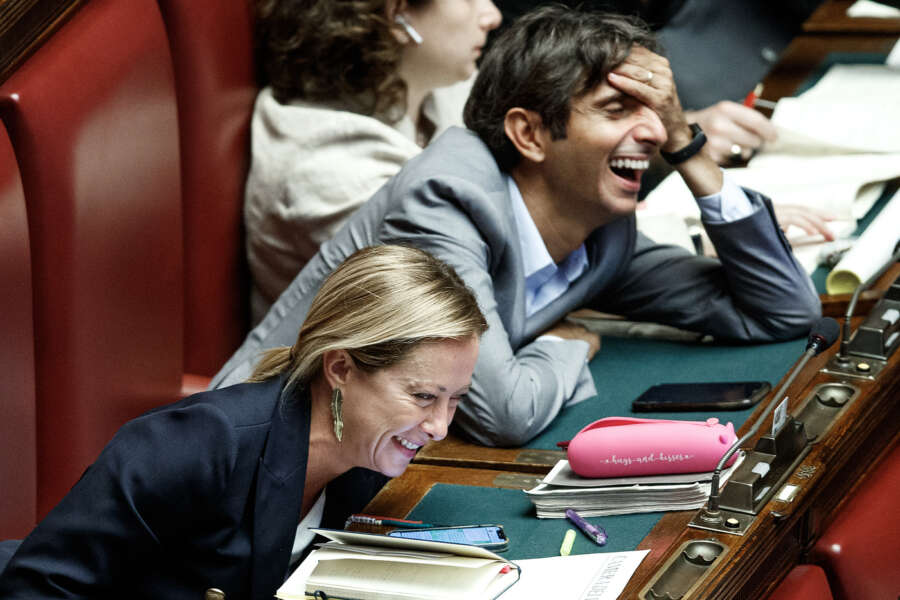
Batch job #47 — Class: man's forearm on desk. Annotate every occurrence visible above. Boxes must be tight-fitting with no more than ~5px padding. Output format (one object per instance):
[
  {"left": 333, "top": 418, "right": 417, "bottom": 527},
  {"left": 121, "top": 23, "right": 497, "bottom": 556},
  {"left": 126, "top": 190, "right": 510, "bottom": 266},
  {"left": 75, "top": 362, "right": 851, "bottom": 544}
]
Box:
[
  {"left": 451, "top": 337, "right": 594, "bottom": 447},
  {"left": 703, "top": 190, "right": 821, "bottom": 338}
]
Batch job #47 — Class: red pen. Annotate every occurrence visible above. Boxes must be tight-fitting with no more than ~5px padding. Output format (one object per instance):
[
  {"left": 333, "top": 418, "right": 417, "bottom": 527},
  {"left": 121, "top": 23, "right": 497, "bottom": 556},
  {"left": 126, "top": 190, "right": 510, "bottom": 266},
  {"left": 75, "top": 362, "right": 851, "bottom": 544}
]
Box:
[
  {"left": 743, "top": 83, "right": 763, "bottom": 107},
  {"left": 743, "top": 83, "right": 777, "bottom": 110}
]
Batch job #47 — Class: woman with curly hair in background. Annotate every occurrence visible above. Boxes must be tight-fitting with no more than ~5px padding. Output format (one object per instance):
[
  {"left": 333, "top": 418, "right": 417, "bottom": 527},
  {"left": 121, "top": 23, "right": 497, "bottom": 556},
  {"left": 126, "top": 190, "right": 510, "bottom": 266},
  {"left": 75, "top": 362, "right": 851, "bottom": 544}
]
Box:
[{"left": 246, "top": 0, "right": 501, "bottom": 323}]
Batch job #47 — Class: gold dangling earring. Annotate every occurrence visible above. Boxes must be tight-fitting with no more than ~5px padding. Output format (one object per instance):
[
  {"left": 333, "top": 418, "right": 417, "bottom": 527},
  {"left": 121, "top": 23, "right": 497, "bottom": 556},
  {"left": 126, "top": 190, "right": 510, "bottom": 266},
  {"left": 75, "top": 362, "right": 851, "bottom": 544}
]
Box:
[{"left": 330, "top": 388, "right": 344, "bottom": 442}]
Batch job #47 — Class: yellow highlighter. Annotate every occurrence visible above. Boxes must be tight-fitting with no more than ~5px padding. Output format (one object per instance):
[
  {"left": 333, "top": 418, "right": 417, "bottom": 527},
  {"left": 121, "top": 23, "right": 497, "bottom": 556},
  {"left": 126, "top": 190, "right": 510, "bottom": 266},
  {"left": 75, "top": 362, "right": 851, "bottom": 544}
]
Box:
[{"left": 560, "top": 529, "right": 576, "bottom": 556}]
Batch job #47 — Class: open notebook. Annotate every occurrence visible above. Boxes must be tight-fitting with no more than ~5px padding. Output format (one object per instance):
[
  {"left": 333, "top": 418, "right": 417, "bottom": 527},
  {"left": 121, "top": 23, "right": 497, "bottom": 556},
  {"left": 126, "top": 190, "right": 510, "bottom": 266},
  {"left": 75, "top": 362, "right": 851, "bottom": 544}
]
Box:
[
  {"left": 277, "top": 529, "right": 519, "bottom": 600},
  {"left": 278, "top": 528, "right": 649, "bottom": 600}
]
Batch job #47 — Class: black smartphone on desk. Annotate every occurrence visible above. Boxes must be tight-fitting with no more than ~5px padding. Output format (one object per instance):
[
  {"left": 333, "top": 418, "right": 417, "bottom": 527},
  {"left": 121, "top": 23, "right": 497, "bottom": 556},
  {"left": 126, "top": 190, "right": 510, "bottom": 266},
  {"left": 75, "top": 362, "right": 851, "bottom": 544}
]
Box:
[{"left": 631, "top": 381, "right": 771, "bottom": 412}]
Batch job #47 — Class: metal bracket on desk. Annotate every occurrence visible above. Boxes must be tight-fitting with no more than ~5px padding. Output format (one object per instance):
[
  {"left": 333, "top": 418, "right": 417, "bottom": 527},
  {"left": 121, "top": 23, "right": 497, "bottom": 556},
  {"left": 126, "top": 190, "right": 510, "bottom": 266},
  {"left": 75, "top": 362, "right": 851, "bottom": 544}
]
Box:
[
  {"left": 794, "top": 382, "right": 860, "bottom": 441},
  {"left": 690, "top": 509, "right": 754, "bottom": 536},
  {"left": 513, "top": 449, "right": 565, "bottom": 466},
  {"left": 689, "top": 419, "right": 812, "bottom": 535},
  {"left": 823, "top": 354, "right": 886, "bottom": 380},
  {"left": 640, "top": 539, "right": 729, "bottom": 600},
  {"left": 825, "top": 276, "right": 900, "bottom": 380},
  {"left": 491, "top": 473, "right": 544, "bottom": 489}
]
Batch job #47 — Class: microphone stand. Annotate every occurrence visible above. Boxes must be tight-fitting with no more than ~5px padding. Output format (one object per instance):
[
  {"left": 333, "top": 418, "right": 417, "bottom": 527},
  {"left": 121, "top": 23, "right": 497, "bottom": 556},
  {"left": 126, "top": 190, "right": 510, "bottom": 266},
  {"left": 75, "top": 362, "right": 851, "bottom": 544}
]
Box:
[
  {"left": 834, "top": 248, "right": 900, "bottom": 364},
  {"left": 698, "top": 347, "right": 817, "bottom": 523},
  {"left": 698, "top": 317, "right": 839, "bottom": 523}
]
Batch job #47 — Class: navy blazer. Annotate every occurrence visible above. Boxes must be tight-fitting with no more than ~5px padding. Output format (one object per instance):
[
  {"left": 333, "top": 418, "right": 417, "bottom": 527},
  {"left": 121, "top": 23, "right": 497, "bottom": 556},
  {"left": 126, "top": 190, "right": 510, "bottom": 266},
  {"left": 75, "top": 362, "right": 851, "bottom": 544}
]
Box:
[{"left": 0, "top": 378, "right": 387, "bottom": 599}]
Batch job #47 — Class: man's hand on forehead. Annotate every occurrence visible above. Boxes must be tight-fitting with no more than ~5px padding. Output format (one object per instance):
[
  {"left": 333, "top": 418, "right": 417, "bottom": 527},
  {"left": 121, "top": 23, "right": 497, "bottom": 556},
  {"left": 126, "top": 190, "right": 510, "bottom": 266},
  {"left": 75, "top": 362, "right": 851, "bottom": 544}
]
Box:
[
  {"left": 606, "top": 46, "right": 689, "bottom": 143},
  {"left": 615, "top": 46, "right": 666, "bottom": 87}
]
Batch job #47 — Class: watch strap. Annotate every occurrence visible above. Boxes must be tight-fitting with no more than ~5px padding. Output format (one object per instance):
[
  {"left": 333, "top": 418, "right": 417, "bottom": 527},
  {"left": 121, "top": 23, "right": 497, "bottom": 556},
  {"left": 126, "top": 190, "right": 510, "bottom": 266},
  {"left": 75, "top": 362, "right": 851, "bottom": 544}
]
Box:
[{"left": 660, "top": 123, "right": 706, "bottom": 165}]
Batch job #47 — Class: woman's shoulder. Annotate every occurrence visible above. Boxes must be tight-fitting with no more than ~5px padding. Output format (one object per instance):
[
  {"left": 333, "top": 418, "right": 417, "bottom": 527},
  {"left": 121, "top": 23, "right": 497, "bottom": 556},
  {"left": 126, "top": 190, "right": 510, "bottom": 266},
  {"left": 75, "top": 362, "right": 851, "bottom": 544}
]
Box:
[
  {"left": 253, "top": 87, "right": 419, "bottom": 152},
  {"left": 97, "top": 379, "right": 286, "bottom": 486},
  {"left": 153, "top": 377, "right": 284, "bottom": 430}
]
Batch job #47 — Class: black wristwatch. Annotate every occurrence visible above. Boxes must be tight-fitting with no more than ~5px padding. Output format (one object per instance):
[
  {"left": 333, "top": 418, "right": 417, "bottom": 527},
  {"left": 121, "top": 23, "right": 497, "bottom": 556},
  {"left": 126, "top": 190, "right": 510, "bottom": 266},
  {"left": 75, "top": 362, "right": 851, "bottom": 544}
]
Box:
[{"left": 660, "top": 123, "right": 706, "bottom": 165}]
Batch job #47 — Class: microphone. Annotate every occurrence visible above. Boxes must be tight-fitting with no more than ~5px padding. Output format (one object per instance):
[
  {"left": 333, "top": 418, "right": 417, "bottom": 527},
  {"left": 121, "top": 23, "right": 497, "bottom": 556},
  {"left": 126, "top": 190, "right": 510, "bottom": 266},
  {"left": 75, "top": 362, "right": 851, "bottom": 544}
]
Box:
[
  {"left": 807, "top": 317, "right": 840, "bottom": 355},
  {"left": 835, "top": 248, "right": 900, "bottom": 364},
  {"left": 699, "top": 317, "right": 840, "bottom": 522}
]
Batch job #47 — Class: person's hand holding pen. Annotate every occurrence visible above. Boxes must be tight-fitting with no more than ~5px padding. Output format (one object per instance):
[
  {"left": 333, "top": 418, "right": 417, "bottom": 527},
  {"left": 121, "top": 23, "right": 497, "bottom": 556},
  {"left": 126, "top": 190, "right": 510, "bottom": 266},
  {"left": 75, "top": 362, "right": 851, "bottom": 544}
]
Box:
[{"left": 684, "top": 98, "right": 777, "bottom": 165}]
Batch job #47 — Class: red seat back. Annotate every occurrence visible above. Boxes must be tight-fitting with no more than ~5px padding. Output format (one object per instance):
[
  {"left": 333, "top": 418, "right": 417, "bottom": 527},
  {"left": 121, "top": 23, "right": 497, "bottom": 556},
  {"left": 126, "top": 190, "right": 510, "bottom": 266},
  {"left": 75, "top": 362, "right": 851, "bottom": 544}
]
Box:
[
  {"left": 765, "top": 565, "right": 833, "bottom": 600},
  {"left": 0, "top": 122, "right": 37, "bottom": 539},
  {"left": 157, "top": 0, "right": 256, "bottom": 377},
  {"left": 811, "top": 439, "right": 900, "bottom": 600},
  {"left": 0, "top": 0, "right": 184, "bottom": 518}
]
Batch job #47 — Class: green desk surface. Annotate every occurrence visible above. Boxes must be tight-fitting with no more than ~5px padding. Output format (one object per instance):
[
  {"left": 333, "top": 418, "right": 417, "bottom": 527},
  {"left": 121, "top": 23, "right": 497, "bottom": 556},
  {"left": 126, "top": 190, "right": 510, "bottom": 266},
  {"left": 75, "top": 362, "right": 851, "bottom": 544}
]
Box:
[
  {"left": 408, "top": 336, "right": 805, "bottom": 559},
  {"left": 407, "top": 484, "right": 661, "bottom": 560},
  {"left": 526, "top": 337, "right": 804, "bottom": 449}
]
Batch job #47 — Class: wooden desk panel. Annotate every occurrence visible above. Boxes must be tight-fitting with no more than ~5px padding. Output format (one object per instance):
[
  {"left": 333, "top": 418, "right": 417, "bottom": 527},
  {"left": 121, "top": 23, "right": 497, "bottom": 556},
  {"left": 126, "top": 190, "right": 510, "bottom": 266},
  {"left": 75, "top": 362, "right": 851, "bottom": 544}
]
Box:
[
  {"left": 620, "top": 336, "right": 900, "bottom": 598},
  {"left": 352, "top": 464, "right": 542, "bottom": 535},
  {"left": 760, "top": 33, "right": 898, "bottom": 101},
  {"left": 415, "top": 435, "right": 562, "bottom": 473},
  {"left": 804, "top": 0, "right": 900, "bottom": 34}
]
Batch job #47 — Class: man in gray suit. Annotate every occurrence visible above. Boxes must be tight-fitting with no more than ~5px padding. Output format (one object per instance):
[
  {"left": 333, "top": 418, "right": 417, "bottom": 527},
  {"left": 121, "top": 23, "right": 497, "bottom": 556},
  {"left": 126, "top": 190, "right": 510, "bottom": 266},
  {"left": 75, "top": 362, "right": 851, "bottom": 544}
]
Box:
[{"left": 213, "top": 6, "right": 820, "bottom": 447}]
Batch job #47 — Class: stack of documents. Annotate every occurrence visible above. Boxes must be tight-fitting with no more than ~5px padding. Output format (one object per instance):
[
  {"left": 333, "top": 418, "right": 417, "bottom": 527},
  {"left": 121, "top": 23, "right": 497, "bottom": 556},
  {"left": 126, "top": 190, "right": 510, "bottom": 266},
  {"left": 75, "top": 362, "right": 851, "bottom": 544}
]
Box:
[{"left": 525, "top": 456, "right": 743, "bottom": 518}]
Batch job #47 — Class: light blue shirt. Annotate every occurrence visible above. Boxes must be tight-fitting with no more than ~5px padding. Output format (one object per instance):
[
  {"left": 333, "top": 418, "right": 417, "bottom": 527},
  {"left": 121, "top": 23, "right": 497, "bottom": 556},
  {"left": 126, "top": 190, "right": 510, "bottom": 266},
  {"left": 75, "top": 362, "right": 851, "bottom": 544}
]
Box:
[
  {"left": 507, "top": 171, "right": 753, "bottom": 318},
  {"left": 507, "top": 177, "right": 589, "bottom": 316}
]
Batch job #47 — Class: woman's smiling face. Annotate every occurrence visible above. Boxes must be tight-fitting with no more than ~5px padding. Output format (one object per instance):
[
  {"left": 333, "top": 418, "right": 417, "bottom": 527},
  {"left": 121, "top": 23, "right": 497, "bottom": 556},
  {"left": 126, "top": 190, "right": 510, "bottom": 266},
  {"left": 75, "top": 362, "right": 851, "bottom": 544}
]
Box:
[{"left": 340, "top": 336, "right": 479, "bottom": 477}]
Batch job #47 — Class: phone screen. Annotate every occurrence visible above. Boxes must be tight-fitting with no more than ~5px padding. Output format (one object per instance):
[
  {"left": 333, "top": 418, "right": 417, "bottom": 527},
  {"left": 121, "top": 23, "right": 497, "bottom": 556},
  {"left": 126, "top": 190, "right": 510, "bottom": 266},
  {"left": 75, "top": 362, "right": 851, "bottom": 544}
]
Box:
[
  {"left": 388, "top": 525, "right": 507, "bottom": 548},
  {"left": 631, "top": 381, "right": 770, "bottom": 412}
]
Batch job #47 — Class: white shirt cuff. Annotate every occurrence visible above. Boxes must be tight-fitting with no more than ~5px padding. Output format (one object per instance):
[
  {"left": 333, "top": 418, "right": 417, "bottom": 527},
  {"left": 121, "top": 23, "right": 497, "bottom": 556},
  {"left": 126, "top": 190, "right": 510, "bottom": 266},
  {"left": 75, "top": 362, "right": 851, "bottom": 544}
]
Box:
[{"left": 696, "top": 171, "right": 755, "bottom": 223}]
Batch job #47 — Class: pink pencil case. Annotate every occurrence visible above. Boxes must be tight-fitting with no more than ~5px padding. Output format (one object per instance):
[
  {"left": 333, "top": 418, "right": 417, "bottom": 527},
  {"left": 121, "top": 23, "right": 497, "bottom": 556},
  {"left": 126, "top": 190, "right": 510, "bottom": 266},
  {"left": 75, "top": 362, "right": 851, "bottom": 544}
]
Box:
[{"left": 566, "top": 416, "right": 738, "bottom": 478}]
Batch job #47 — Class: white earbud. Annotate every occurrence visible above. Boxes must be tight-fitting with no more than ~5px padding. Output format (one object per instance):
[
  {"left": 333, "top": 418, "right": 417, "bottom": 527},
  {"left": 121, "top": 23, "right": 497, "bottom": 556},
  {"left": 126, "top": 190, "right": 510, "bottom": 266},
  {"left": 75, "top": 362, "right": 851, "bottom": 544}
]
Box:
[{"left": 394, "top": 14, "right": 423, "bottom": 44}]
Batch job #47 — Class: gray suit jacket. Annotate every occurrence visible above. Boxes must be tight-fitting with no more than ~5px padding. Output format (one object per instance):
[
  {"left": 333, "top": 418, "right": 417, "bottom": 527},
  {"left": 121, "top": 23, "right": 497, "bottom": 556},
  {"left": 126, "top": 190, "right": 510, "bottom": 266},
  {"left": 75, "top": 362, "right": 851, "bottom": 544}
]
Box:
[{"left": 213, "top": 127, "right": 820, "bottom": 446}]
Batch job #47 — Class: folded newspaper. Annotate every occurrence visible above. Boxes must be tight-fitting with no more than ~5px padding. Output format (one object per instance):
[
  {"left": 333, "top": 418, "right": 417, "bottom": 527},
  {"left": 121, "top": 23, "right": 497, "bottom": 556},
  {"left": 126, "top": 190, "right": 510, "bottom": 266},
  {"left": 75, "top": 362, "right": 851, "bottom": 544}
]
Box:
[{"left": 525, "top": 455, "right": 744, "bottom": 518}]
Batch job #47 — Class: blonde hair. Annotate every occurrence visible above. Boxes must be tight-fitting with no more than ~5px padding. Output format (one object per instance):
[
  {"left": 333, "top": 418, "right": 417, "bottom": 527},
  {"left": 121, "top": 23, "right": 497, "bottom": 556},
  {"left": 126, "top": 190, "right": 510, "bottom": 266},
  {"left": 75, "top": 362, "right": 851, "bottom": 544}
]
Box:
[{"left": 249, "top": 245, "right": 488, "bottom": 390}]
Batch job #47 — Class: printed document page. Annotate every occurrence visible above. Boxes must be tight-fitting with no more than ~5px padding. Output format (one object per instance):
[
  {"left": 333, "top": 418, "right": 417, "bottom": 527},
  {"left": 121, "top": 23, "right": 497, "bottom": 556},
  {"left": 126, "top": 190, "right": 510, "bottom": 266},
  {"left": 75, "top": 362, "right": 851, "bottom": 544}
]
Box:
[
  {"left": 847, "top": 0, "right": 900, "bottom": 18},
  {"left": 503, "top": 550, "right": 649, "bottom": 600}
]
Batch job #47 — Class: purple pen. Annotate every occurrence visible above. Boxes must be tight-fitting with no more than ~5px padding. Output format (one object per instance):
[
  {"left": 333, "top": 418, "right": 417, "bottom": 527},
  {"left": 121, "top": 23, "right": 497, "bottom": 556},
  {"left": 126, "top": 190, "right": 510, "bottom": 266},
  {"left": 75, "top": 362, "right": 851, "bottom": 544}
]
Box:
[{"left": 565, "top": 508, "right": 608, "bottom": 546}]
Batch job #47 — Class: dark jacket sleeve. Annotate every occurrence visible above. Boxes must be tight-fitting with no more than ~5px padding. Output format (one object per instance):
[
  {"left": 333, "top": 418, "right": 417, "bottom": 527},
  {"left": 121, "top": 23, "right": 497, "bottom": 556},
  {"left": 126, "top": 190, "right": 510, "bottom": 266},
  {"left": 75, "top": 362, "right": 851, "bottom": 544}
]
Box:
[{"left": 600, "top": 193, "right": 820, "bottom": 341}]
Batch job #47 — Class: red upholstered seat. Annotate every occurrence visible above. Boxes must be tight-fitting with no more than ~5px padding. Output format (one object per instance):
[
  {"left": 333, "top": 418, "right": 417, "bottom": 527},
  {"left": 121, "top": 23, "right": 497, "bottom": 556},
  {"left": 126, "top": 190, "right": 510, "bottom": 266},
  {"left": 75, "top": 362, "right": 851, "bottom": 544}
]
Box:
[
  {"left": 157, "top": 0, "right": 256, "bottom": 378},
  {"left": 811, "top": 440, "right": 900, "bottom": 600},
  {"left": 0, "top": 122, "right": 37, "bottom": 539},
  {"left": 0, "top": 0, "right": 184, "bottom": 519},
  {"left": 766, "top": 565, "right": 834, "bottom": 600}
]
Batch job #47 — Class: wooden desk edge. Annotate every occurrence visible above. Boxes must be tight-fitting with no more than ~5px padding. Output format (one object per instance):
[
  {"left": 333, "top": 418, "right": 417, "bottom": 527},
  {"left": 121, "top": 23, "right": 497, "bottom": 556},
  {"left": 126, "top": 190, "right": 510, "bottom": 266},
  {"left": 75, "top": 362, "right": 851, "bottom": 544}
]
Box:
[
  {"left": 804, "top": 0, "right": 900, "bottom": 33},
  {"left": 620, "top": 342, "right": 900, "bottom": 599}
]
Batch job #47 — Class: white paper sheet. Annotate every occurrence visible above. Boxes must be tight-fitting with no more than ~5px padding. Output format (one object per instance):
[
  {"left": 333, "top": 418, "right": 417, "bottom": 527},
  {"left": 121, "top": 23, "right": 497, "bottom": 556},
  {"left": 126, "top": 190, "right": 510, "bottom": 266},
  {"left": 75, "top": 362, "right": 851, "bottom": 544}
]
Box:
[
  {"left": 503, "top": 550, "right": 649, "bottom": 600},
  {"left": 889, "top": 39, "right": 900, "bottom": 67},
  {"left": 847, "top": 0, "right": 900, "bottom": 18},
  {"left": 826, "top": 192, "right": 900, "bottom": 293}
]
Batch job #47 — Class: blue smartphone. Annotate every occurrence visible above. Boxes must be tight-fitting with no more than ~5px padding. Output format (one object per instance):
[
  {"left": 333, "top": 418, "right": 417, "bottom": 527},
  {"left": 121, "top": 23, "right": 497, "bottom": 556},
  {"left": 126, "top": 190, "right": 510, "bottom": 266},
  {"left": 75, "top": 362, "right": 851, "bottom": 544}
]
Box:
[{"left": 387, "top": 524, "right": 508, "bottom": 552}]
